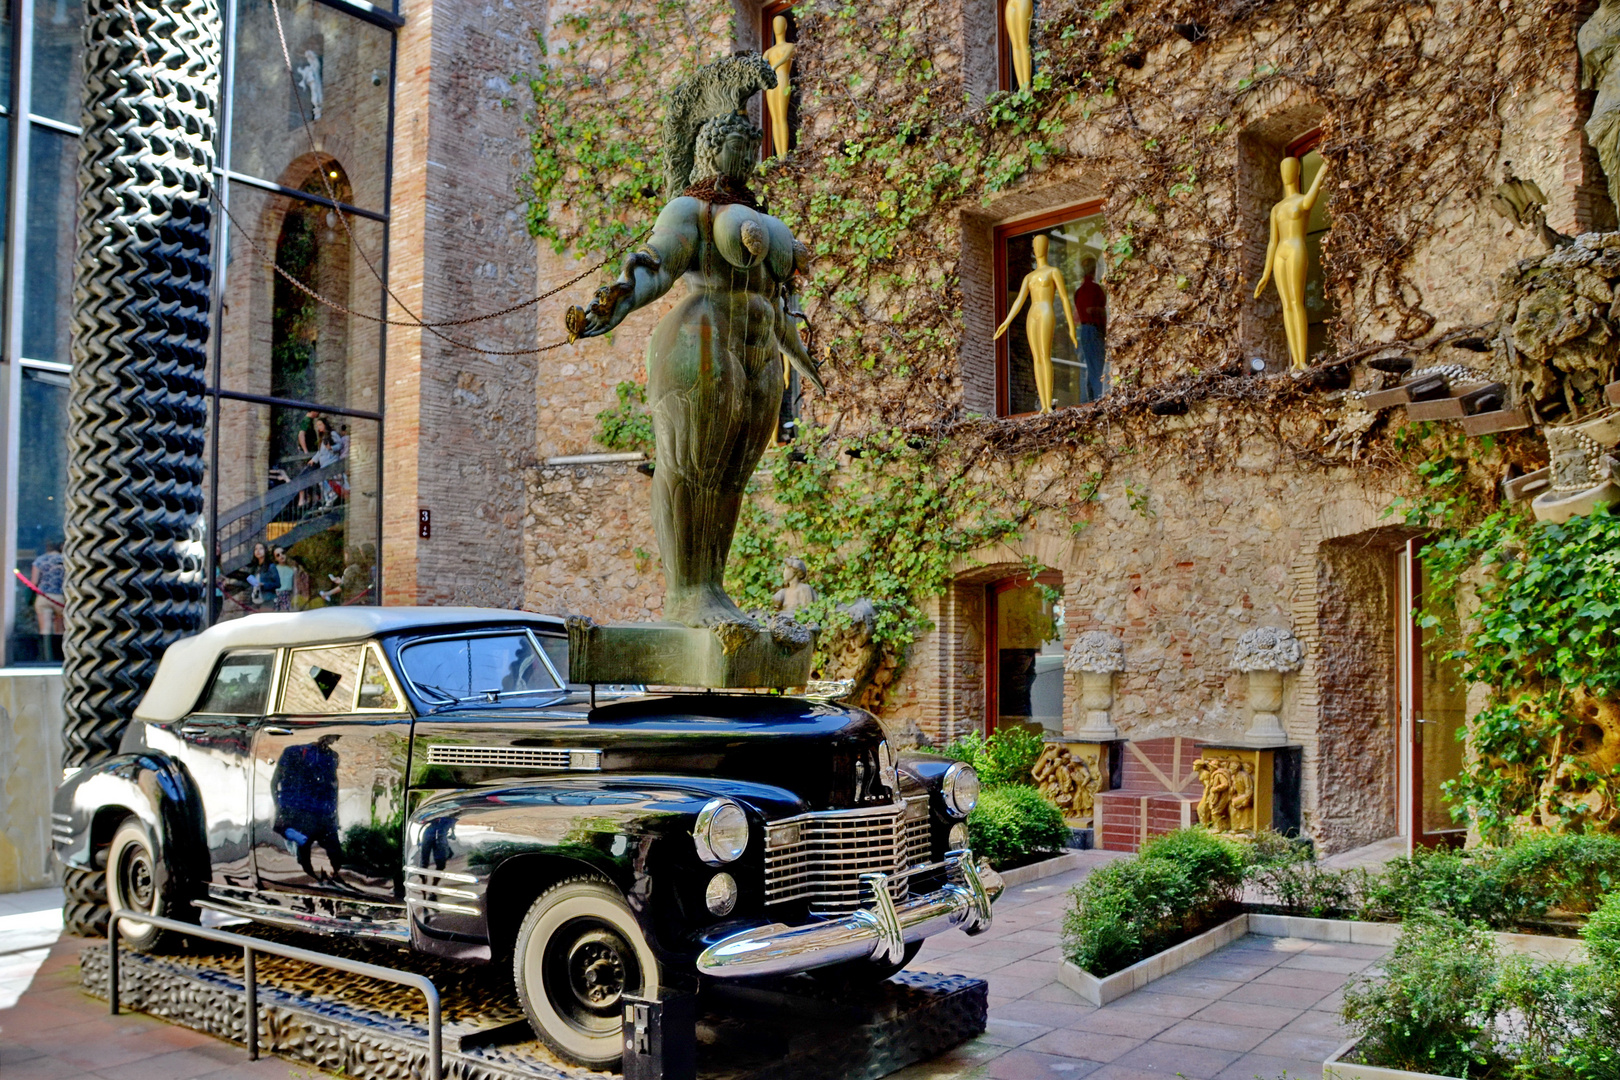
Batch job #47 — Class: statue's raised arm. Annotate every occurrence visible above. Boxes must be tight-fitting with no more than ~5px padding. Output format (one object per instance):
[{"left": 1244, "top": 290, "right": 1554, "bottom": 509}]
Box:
[{"left": 565, "top": 201, "right": 701, "bottom": 341}]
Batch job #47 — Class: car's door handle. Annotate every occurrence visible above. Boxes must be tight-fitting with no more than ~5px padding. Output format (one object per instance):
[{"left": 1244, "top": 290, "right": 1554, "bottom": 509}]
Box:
[{"left": 262, "top": 725, "right": 295, "bottom": 736}]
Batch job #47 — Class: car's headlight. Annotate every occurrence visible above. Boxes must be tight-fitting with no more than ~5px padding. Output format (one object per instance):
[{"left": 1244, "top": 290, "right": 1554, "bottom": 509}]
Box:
[
  {"left": 942, "top": 762, "right": 981, "bottom": 817},
  {"left": 693, "top": 798, "right": 750, "bottom": 865}
]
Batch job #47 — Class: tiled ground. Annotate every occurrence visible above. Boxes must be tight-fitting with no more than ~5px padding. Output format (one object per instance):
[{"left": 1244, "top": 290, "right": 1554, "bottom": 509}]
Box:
[
  {"left": 0, "top": 859, "right": 1382, "bottom": 1080},
  {"left": 892, "top": 865, "right": 1382, "bottom": 1080}
]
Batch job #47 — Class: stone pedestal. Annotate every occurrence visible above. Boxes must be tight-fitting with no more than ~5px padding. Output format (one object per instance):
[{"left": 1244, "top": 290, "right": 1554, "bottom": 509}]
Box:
[
  {"left": 568, "top": 617, "right": 815, "bottom": 688},
  {"left": 1033, "top": 738, "right": 1120, "bottom": 829},
  {"left": 1241, "top": 669, "right": 1289, "bottom": 746},
  {"left": 1195, "top": 742, "right": 1303, "bottom": 836},
  {"left": 1068, "top": 670, "right": 1121, "bottom": 739}
]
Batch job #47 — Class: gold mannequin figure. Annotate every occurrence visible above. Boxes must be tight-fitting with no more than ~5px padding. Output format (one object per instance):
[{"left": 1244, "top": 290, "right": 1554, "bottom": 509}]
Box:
[
  {"left": 1004, "top": 0, "right": 1033, "bottom": 92},
  {"left": 1254, "top": 154, "right": 1329, "bottom": 372},
  {"left": 995, "top": 234, "right": 1077, "bottom": 414},
  {"left": 764, "top": 16, "right": 795, "bottom": 158}
]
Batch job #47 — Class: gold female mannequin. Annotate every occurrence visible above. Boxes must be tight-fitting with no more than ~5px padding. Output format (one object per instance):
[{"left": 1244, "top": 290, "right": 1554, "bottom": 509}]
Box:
[
  {"left": 1254, "top": 154, "right": 1328, "bottom": 372},
  {"left": 763, "top": 16, "right": 795, "bottom": 158},
  {"left": 995, "top": 234, "right": 1078, "bottom": 413},
  {"left": 1004, "top": 0, "right": 1034, "bottom": 92}
]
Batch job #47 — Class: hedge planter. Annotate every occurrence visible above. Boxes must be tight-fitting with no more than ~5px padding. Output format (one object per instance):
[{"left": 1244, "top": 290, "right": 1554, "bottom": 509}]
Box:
[
  {"left": 1323, "top": 1038, "right": 1458, "bottom": 1080},
  {"left": 1058, "top": 912, "right": 1586, "bottom": 1008},
  {"left": 1058, "top": 915, "right": 1249, "bottom": 1006}
]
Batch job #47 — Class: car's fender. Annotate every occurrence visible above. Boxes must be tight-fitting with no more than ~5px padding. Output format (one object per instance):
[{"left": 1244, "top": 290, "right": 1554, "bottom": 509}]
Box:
[
  {"left": 402, "top": 775, "right": 805, "bottom": 963},
  {"left": 53, "top": 752, "right": 207, "bottom": 901}
]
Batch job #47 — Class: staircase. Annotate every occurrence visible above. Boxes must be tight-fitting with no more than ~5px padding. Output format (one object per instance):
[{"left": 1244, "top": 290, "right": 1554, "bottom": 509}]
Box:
[
  {"left": 1094, "top": 737, "right": 1208, "bottom": 852},
  {"left": 217, "top": 459, "right": 350, "bottom": 575}
]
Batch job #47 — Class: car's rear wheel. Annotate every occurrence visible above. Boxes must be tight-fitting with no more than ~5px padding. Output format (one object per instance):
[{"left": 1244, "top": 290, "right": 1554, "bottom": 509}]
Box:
[
  {"left": 105, "top": 819, "right": 187, "bottom": 952},
  {"left": 513, "top": 877, "right": 660, "bottom": 1069}
]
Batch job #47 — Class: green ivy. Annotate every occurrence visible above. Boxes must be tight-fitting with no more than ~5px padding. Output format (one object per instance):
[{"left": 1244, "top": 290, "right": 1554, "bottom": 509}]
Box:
[
  {"left": 724, "top": 428, "right": 1026, "bottom": 660},
  {"left": 593, "top": 381, "right": 654, "bottom": 454}
]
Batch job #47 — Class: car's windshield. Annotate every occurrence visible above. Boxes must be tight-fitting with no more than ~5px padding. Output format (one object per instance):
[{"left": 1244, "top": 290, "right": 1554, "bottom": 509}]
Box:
[{"left": 400, "top": 632, "right": 562, "bottom": 703}]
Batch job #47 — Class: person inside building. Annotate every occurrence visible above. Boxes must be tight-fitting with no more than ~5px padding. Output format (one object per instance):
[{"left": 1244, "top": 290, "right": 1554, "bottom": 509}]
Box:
[
  {"left": 1074, "top": 255, "right": 1108, "bottom": 402},
  {"left": 29, "top": 540, "right": 65, "bottom": 661}
]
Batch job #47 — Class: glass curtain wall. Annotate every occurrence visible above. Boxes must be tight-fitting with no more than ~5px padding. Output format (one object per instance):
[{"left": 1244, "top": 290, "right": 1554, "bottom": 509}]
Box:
[{"left": 1, "top": 0, "right": 398, "bottom": 663}]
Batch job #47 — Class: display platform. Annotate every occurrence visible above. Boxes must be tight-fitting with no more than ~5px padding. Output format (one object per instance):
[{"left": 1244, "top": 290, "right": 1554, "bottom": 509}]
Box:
[{"left": 80, "top": 937, "right": 987, "bottom": 1080}]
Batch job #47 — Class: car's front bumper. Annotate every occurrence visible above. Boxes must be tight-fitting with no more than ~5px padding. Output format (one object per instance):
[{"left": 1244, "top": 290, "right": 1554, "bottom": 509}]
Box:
[{"left": 696, "top": 850, "right": 1003, "bottom": 979}]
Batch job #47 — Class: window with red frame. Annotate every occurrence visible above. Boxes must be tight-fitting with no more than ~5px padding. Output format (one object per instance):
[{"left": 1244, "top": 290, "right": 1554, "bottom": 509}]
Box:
[{"left": 993, "top": 203, "right": 1109, "bottom": 416}]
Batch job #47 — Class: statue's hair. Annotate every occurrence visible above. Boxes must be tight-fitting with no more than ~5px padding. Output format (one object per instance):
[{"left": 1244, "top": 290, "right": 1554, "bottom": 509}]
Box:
[
  {"left": 661, "top": 53, "right": 775, "bottom": 196},
  {"left": 688, "top": 113, "right": 763, "bottom": 184}
]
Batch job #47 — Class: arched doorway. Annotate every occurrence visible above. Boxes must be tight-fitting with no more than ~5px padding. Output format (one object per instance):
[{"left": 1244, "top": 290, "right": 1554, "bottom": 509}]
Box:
[{"left": 986, "top": 570, "right": 1065, "bottom": 735}]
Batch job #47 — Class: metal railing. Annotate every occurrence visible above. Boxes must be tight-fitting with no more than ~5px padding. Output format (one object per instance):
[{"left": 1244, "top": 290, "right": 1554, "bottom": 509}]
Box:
[{"left": 108, "top": 909, "right": 442, "bottom": 1080}]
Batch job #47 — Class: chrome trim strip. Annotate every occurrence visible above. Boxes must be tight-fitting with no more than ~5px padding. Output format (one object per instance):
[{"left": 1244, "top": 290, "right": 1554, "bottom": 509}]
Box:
[
  {"left": 193, "top": 899, "right": 411, "bottom": 943},
  {"left": 404, "top": 881, "right": 479, "bottom": 900},
  {"left": 697, "top": 852, "right": 999, "bottom": 979},
  {"left": 424, "top": 744, "right": 601, "bottom": 770},
  {"left": 404, "top": 866, "right": 478, "bottom": 884},
  {"left": 408, "top": 897, "right": 481, "bottom": 916}
]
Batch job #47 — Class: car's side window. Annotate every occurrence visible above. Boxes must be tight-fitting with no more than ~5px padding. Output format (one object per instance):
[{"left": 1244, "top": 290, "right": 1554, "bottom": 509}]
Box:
[
  {"left": 280, "top": 645, "right": 365, "bottom": 715},
  {"left": 195, "top": 650, "right": 277, "bottom": 715},
  {"left": 400, "top": 633, "right": 561, "bottom": 703},
  {"left": 356, "top": 645, "right": 402, "bottom": 712},
  {"left": 536, "top": 634, "right": 570, "bottom": 685}
]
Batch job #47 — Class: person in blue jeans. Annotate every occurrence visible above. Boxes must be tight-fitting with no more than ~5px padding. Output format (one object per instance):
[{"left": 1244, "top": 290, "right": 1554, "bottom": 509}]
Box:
[{"left": 1074, "top": 255, "right": 1108, "bottom": 402}]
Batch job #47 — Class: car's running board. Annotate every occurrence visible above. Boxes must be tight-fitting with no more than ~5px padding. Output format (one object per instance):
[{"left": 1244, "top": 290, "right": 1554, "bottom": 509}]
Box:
[{"left": 194, "top": 898, "right": 411, "bottom": 945}]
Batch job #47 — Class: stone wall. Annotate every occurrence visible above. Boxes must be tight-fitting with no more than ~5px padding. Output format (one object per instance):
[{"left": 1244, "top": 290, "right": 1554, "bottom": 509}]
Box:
[{"left": 0, "top": 672, "right": 64, "bottom": 893}]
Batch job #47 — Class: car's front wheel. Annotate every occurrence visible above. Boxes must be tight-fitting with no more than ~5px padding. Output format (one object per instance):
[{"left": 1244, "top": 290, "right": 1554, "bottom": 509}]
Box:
[
  {"left": 105, "top": 819, "right": 189, "bottom": 952},
  {"left": 513, "top": 877, "right": 660, "bottom": 1069}
]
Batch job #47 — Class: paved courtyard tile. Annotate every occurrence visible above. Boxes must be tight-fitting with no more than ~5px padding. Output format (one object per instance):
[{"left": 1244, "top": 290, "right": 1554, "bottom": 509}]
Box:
[{"left": 3, "top": 857, "right": 1382, "bottom": 1080}]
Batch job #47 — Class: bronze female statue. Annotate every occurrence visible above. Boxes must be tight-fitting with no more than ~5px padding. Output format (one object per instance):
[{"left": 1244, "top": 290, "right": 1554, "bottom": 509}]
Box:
[{"left": 567, "top": 58, "right": 822, "bottom": 629}]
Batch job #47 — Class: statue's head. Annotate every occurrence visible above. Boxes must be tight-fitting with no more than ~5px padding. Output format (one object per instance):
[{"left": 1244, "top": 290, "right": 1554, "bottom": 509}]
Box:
[
  {"left": 691, "top": 113, "right": 762, "bottom": 183},
  {"left": 773, "top": 14, "right": 788, "bottom": 39},
  {"left": 1080, "top": 255, "right": 1097, "bottom": 278},
  {"left": 1280, "top": 155, "right": 1301, "bottom": 187},
  {"left": 783, "top": 556, "right": 808, "bottom": 584},
  {"left": 1032, "top": 234, "right": 1050, "bottom": 261}
]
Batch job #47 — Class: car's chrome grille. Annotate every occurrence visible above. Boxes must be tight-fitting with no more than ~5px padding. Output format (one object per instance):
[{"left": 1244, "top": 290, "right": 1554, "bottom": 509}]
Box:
[
  {"left": 425, "top": 745, "right": 601, "bottom": 770},
  {"left": 765, "top": 797, "right": 933, "bottom": 915}
]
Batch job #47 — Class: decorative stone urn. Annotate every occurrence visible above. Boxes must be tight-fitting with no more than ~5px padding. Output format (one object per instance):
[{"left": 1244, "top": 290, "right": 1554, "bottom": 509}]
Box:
[
  {"left": 1064, "top": 631, "right": 1125, "bottom": 739},
  {"left": 1231, "top": 626, "right": 1304, "bottom": 746}
]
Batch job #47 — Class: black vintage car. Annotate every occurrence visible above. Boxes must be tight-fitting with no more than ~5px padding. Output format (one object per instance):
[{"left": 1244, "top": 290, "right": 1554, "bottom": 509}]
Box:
[{"left": 53, "top": 607, "right": 997, "bottom": 1068}]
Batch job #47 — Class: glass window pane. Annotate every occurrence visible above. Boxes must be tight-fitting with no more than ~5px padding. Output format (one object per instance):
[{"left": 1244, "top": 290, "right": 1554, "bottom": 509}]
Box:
[
  {"left": 197, "top": 650, "right": 277, "bottom": 714},
  {"left": 1300, "top": 148, "right": 1335, "bottom": 361},
  {"left": 995, "top": 580, "right": 1064, "bottom": 736},
  {"left": 281, "top": 644, "right": 363, "bottom": 713},
  {"left": 219, "top": 181, "right": 382, "bottom": 412},
  {"left": 23, "top": 125, "right": 77, "bottom": 365},
  {"left": 357, "top": 646, "right": 399, "bottom": 710},
  {"left": 229, "top": 0, "right": 392, "bottom": 211},
  {"left": 30, "top": 0, "right": 83, "bottom": 124},
  {"left": 1001, "top": 210, "right": 1108, "bottom": 416},
  {"left": 8, "top": 366, "right": 70, "bottom": 666},
  {"left": 0, "top": 2, "right": 12, "bottom": 111},
  {"left": 213, "top": 398, "right": 379, "bottom": 621},
  {"left": 400, "top": 634, "right": 559, "bottom": 702}
]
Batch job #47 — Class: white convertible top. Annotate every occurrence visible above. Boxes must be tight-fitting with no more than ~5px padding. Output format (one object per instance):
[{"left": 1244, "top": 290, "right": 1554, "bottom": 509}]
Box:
[{"left": 134, "top": 607, "right": 563, "bottom": 723}]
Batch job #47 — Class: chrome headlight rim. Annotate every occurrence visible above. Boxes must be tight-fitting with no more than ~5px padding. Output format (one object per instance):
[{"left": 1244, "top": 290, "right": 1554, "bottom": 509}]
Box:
[
  {"left": 693, "top": 797, "right": 750, "bottom": 866},
  {"left": 942, "top": 762, "right": 980, "bottom": 818}
]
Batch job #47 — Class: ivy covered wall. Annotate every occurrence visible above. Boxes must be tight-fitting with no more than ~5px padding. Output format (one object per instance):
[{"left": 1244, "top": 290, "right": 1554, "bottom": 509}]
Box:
[{"left": 517, "top": 0, "right": 1605, "bottom": 846}]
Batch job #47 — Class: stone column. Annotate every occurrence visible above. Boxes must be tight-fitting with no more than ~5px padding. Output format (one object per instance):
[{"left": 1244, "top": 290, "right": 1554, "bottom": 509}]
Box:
[
  {"left": 60, "top": 0, "right": 221, "bottom": 934},
  {"left": 1231, "top": 626, "right": 1304, "bottom": 746},
  {"left": 1064, "top": 630, "right": 1124, "bottom": 739}
]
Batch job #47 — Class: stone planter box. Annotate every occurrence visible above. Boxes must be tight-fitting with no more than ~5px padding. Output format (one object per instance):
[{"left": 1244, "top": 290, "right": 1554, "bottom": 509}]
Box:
[
  {"left": 996, "top": 851, "right": 1087, "bottom": 888},
  {"left": 1057, "top": 915, "right": 1249, "bottom": 1006},
  {"left": 1323, "top": 1037, "right": 1457, "bottom": 1080},
  {"left": 1058, "top": 911, "right": 1585, "bottom": 1008}
]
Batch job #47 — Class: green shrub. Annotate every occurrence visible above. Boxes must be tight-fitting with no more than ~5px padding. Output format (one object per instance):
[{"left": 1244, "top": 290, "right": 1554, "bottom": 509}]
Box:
[
  {"left": 1357, "top": 848, "right": 1514, "bottom": 928},
  {"left": 1062, "top": 828, "right": 1246, "bottom": 977},
  {"left": 1497, "top": 833, "right": 1620, "bottom": 916},
  {"left": 1571, "top": 891, "right": 1620, "bottom": 1076},
  {"left": 967, "top": 785, "right": 1070, "bottom": 869},
  {"left": 940, "top": 727, "right": 1046, "bottom": 787},
  {"left": 1341, "top": 915, "right": 1500, "bottom": 1077}
]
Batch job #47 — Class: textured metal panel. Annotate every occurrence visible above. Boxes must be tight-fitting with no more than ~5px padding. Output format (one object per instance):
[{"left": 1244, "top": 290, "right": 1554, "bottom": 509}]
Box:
[
  {"left": 424, "top": 745, "right": 601, "bottom": 770},
  {"left": 764, "top": 798, "right": 931, "bottom": 914},
  {"left": 61, "top": 0, "right": 221, "bottom": 772}
]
